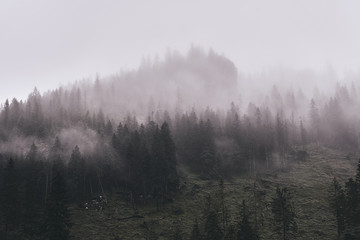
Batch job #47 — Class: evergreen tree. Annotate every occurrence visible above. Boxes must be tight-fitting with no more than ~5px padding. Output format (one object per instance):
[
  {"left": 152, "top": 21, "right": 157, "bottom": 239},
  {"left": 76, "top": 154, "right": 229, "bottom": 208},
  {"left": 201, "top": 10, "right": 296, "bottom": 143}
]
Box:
[
  {"left": 22, "top": 144, "right": 45, "bottom": 238},
  {"left": 271, "top": 187, "right": 297, "bottom": 240},
  {"left": 330, "top": 178, "right": 346, "bottom": 239},
  {"left": 329, "top": 160, "right": 360, "bottom": 239},
  {"left": 139, "top": 141, "right": 151, "bottom": 204},
  {"left": 44, "top": 169, "right": 71, "bottom": 240},
  {"left": 237, "top": 200, "right": 258, "bottom": 240},
  {"left": 149, "top": 122, "right": 178, "bottom": 209},
  {"left": 9, "top": 98, "right": 21, "bottom": 128},
  {"left": 216, "top": 178, "right": 229, "bottom": 232},
  {"left": 300, "top": 120, "right": 307, "bottom": 150},
  {"left": 199, "top": 120, "right": 217, "bottom": 177},
  {"left": 151, "top": 125, "right": 164, "bottom": 210},
  {"left": 355, "top": 160, "right": 360, "bottom": 183},
  {"left": 0, "top": 158, "right": 20, "bottom": 237},
  {"left": 160, "top": 122, "right": 178, "bottom": 191},
  {"left": 344, "top": 176, "right": 360, "bottom": 238},
  {"left": 105, "top": 120, "right": 113, "bottom": 136},
  {"left": 204, "top": 210, "right": 223, "bottom": 240},
  {"left": 309, "top": 99, "right": 321, "bottom": 142},
  {"left": 50, "top": 137, "right": 63, "bottom": 161},
  {"left": 126, "top": 130, "right": 142, "bottom": 208},
  {"left": 1, "top": 99, "right": 9, "bottom": 128},
  {"left": 275, "top": 113, "right": 288, "bottom": 165},
  {"left": 68, "top": 145, "right": 85, "bottom": 203}
]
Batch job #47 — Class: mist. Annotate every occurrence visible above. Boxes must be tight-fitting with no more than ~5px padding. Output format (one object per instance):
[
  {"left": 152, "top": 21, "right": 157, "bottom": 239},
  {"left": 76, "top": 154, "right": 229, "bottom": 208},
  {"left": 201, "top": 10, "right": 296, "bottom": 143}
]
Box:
[
  {"left": 1, "top": 46, "right": 360, "bottom": 159},
  {"left": 1, "top": 1, "right": 360, "bottom": 239},
  {"left": 1, "top": 1, "right": 360, "bottom": 102}
]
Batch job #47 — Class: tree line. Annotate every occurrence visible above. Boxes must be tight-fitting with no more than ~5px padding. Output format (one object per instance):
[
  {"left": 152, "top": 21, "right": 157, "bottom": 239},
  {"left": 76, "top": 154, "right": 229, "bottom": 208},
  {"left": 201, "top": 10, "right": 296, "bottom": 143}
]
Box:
[
  {"left": 0, "top": 119, "right": 179, "bottom": 239},
  {"left": 330, "top": 159, "right": 360, "bottom": 239}
]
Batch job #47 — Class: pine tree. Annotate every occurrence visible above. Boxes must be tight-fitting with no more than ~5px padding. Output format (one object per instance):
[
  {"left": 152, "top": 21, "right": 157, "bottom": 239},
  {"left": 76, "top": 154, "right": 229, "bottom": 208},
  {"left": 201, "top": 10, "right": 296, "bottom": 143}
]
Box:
[
  {"left": 105, "top": 120, "right": 113, "bottom": 136},
  {"left": 44, "top": 169, "right": 71, "bottom": 240},
  {"left": 1, "top": 99, "right": 9, "bottom": 128},
  {"left": 160, "top": 122, "right": 178, "bottom": 191},
  {"left": 139, "top": 141, "right": 151, "bottom": 204},
  {"left": 344, "top": 176, "right": 360, "bottom": 238},
  {"left": 300, "top": 120, "right": 307, "bottom": 150},
  {"left": 126, "top": 130, "right": 142, "bottom": 208},
  {"left": 237, "top": 200, "right": 258, "bottom": 240},
  {"left": 217, "top": 178, "right": 229, "bottom": 232},
  {"left": 9, "top": 98, "right": 21, "bottom": 128},
  {"left": 204, "top": 210, "right": 223, "bottom": 240},
  {"left": 151, "top": 125, "right": 163, "bottom": 210},
  {"left": 271, "top": 187, "right": 297, "bottom": 240},
  {"left": 330, "top": 178, "right": 345, "bottom": 239},
  {"left": 68, "top": 145, "right": 85, "bottom": 203},
  {"left": 198, "top": 120, "right": 217, "bottom": 177},
  {"left": 275, "top": 113, "right": 288, "bottom": 165},
  {"left": 0, "top": 158, "right": 20, "bottom": 236},
  {"left": 309, "top": 99, "right": 321, "bottom": 142},
  {"left": 23, "top": 144, "right": 45, "bottom": 238}
]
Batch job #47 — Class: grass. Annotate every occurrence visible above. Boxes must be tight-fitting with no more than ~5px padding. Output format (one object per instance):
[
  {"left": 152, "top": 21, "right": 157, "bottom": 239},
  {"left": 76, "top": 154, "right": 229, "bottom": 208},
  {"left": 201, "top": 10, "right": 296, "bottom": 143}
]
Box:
[{"left": 70, "top": 145, "right": 358, "bottom": 239}]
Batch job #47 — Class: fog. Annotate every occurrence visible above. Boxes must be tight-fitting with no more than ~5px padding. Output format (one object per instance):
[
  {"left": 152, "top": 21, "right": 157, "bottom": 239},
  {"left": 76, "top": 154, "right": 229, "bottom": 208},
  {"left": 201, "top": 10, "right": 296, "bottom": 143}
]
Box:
[
  {"left": 0, "top": 0, "right": 360, "bottom": 187},
  {"left": 1, "top": 1, "right": 360, "bottom": 101},
  {"left": 0, "top": 46, "right": 360, "bottom": 161},
  {"left": 2, "top": 2, "right": 360, "bottom": 239}
]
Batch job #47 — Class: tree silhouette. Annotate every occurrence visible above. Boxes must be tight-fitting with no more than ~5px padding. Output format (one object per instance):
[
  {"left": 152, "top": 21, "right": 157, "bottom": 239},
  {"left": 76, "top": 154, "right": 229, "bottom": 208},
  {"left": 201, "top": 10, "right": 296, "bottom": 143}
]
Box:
[
  {"left": 204, "top": 210, "right": 223, "bottom": 240},
  {"left": 330, "top": 178, "right": 345, "bottom": 239},
  {"left": 0, "top": 158, "right": 20, "bottom": 237},
  {"left": 44, "top": 169, "right": 71, "bottom": 240},
  {"left": 237, "top": 200, "right": 258, "bottom": 240},
  {"left": 271, "top": 187, "right": 297, "bottom": 240}
]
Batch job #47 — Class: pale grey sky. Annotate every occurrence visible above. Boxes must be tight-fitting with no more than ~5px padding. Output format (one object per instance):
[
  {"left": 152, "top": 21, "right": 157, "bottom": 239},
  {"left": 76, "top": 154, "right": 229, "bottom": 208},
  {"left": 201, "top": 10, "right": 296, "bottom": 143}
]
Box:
[{"left": 1, "top": 0, "right": 360, "bottom": 102}]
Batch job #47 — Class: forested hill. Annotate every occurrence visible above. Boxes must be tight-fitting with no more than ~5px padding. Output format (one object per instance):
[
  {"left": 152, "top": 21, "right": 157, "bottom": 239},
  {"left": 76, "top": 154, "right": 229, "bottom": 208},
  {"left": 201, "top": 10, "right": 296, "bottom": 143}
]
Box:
[
  {"left": 1, "top": 48, "right": 360, "bottom": 239},
  {"left": 0, "top": 48, "right": 359, "bottom": 159}
]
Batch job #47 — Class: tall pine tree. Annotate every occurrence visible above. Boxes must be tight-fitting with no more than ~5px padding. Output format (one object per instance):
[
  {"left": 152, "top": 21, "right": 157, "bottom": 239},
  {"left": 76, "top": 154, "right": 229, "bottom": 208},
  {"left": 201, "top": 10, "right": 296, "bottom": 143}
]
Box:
[
  {"left": 44, "top": 168, "right": 71, "bottom": 240},
  {"left": 0, "top": 158, "right": 20, "bottom": 238},
  {"left": 271, "top": 187, "right": 297, "bottom": 240}
]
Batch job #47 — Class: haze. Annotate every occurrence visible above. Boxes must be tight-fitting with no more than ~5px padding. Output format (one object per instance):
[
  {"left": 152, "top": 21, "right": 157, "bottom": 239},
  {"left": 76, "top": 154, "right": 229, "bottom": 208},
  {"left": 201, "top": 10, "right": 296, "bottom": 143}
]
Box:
[{"left": 1, "top": 0, "right": 360, "bottom": 102}]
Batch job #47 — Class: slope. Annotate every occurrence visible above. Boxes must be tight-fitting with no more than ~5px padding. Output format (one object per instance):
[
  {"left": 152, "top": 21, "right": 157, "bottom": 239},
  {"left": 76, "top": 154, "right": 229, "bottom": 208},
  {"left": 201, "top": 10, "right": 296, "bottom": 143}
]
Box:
[{"left": 70, "top": 145, "right": 358, "bottom": 240}]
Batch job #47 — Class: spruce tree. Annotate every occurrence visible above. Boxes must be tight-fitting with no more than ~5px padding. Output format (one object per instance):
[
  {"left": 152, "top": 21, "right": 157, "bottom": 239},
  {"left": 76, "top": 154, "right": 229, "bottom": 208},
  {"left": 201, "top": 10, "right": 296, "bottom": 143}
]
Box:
[
  {"left": 68, "top": 145, "right": 85, "bottom": 203},
  {"left": 0, "top": 158, "right": 20, "bottom": 236},
  {"left": 204, "top": 210, "right": 223, "bottom": 240},
  {"left": 300, "top": 120, "right": 307, "bottom": 150},
  {"left": 160, "top": 122, "right": 178, "bottom": 191},
  {"left": 344, "top": 176, "right": 360, "bottom": 238},
  {"left": 330, "top": 178, "right": 345, "bottom": 239},
  {"left": 271, "top": 187, "right": 297, "bottom": 240},
  {"left": 237, "top": 200, "right": 258, "bottom": 240},
  {"left": 44, "top": 169, "right": 71, "bottom": 240},
  {"left": 23, "top": 146, "right": 44, "bottom": 238},
  {"left": 1, "top": 99, "right": 9, "bottom": 128}
]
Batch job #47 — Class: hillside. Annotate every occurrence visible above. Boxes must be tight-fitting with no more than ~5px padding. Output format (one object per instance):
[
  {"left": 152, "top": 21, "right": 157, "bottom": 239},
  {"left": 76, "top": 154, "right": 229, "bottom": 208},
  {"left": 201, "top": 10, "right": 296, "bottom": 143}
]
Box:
[
  {"left": 70, "top": 145, "right": 358, "bottom": 240},
  {"left": 1, "top": 49, "right": 360, "bottom": 239}
]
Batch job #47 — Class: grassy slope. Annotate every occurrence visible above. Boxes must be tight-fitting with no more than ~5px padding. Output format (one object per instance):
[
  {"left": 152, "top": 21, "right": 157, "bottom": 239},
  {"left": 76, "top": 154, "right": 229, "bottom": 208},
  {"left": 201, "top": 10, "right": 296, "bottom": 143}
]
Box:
[{"left": 70, "top": 145, "right": 358, "bottom": 240}]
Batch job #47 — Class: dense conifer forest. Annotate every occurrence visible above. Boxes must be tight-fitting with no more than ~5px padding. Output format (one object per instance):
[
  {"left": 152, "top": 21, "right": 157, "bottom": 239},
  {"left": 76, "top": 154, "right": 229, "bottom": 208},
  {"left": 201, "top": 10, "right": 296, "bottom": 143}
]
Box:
[{"left": 1, "top": 49, "right": 360, "bottom": 239}]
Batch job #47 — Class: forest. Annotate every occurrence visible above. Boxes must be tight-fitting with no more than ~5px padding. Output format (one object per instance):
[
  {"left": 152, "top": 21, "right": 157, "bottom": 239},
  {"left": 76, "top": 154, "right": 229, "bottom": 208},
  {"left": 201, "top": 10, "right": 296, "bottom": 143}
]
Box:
[{"left": 1, "top": 48, "right": 360, "bottom": 239}]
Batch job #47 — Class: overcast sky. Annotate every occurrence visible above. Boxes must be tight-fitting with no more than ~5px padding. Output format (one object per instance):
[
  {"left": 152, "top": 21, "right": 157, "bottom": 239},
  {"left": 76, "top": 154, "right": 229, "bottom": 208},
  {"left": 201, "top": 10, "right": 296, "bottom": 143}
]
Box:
[{"left": 1, "top": 0, "right": 360, "bottom": 102}]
